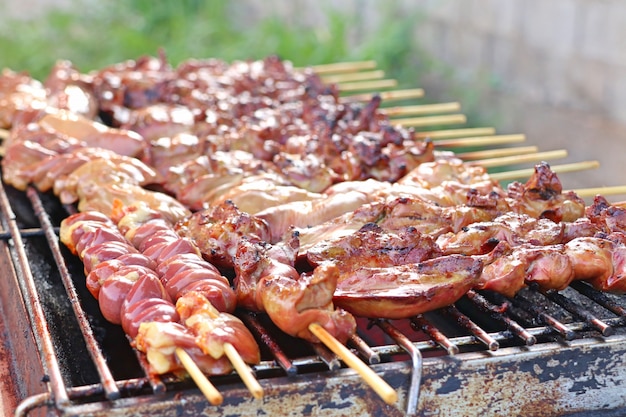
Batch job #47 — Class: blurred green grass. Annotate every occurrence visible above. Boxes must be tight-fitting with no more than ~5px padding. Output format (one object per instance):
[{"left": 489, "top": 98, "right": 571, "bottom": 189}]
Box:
[{"left": 0, "top": 1, "right": 422, "bottom": 83}]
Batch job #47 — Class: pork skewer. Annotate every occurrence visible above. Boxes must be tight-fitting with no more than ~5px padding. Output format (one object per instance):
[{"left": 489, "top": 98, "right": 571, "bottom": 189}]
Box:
[{"left": 59, "top": 209, "right": 263, "bottom": 401}]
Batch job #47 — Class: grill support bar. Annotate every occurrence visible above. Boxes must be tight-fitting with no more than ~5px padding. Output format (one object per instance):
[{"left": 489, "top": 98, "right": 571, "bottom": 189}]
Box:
[
  {"left": 0, "top": 181, "right": 69, "bottom": 408},
  {"left": 26, "top": 187, "right": 122, "bottom": 401}
]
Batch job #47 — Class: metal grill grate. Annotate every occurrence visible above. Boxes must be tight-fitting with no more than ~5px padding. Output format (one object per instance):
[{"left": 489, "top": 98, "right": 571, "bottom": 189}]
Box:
[{"left": 2, "top": 182, "right": 626, "bottom": 417}]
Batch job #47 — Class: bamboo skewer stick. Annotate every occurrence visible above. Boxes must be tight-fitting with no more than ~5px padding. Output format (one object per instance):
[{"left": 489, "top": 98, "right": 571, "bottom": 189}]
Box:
[
  {"left": 456, "top": 146, "right": 539, "bottom": 161},
  {"left": 175, "top": 348, "right": 224, "bottom": 405},
  {"left": 382, "top": 102, "right": 461, "bottom": 117},
  {"left": 199, "top": 307, "right": 264, "bottom": 399},
  {"left": 337, "top": 79, "right": 398, "bottom": 93},
  {"left": 414, "top": 127, "right": 496, "bottom": 139},
  {"left": 321, "top": 70, "right": 386, "bottom": 84},
  {"left": 340, "top": 88, "right": 425, "bottom": 103},
  {"left": 0, "top": 128, "right": 8, "bottom": 140},
  {"left": 470, "top": 149, "right": 568, "bottom": 169},
  {"left": 568, "top": 185, "right": 626, "bottom": 198},
  {"left": 223, "top": 343, "right": 264, "bottom": 399},
  {"left": 394, "top": 114, "right": 467, "bottom": 128},
  {"left": 306, "top": 60, "right": 378, "bottom": 74},
  {"left": 308, "top": 323, "right": 398, "bottom": 405},
  {"left": 435, "top": 134, "right": 526, "bottom": 148},
  {"left": 490, "top": 160, "right": 600, "bottom": 181}
]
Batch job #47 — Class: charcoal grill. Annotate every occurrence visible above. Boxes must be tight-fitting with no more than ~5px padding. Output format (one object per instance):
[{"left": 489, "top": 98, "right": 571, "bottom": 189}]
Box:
[{"left": 1, "top": 178, "right": 626, "bottom": 417}]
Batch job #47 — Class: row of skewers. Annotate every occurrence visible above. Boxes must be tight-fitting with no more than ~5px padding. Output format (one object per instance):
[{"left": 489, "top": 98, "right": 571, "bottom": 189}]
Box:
[{"left": 1, "top": 54, "right": 625, "bottom": 408}]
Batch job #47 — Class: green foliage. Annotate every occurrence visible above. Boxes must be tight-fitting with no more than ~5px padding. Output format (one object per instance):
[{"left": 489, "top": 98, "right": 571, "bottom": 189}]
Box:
[{"left": 0, "top": 0, "right": 421, "bottom": 87}]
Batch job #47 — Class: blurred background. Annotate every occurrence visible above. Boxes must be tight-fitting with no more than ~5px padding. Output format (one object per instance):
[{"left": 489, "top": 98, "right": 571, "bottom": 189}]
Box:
[{"left": 1, "top": 0, "right": 625, "bottom": 197}]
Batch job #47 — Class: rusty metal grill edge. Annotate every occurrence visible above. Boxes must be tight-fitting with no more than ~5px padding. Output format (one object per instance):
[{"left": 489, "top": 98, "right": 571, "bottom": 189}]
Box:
[{"left": 1, "top": 184, "right": 626, "bottom": 417}]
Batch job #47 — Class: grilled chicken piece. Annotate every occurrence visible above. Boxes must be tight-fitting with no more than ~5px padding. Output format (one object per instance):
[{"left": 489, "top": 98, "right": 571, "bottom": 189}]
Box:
[
  {"left": 306, "top": 223, "right": 442, "bottom": 270},
  {"left": 75, "top": 183, "right": 189, "bottom": 223},
  {"left": 38, "top": 110, "right": 149, "bottom": 160},
  {"left": 379, "top": 196, "right": 495, "bottom": 237},
  {"left": 586, "top": 195, "right": 626, "bottom": 234},
  {"left": 0, "top": 68, "right": 47, "bottom": 129},
  {"left": 564, "top": 236, "right": 626, "bottom": 293},
  {"left": 333, "top": 253, "right": 483, "bottom": 319},
  {"left": 176, "top": 291, "right": 260, "bottom": 365},
  {"left": 233, "top": 235, "right": 356, "bottom": 343},
  {"left": 135, "top": 321, "right": 232, "bottom": 376},
  {"left": 44, "top": 60, "right": 99, "bottom": 120},
  {"left": 477, "top": 243, "right": 575, "bottom": 297},
  {"left": 437, "top": 212, "right": 602, "bottom": 256},
  {"left": 506, "top": 162, "right": 585, "bottom": 222},
  {"left": 175, "top": 200, "right": 271, "bottom": 268},
  {"left": 256, "top": 190, "right": 375, "bottom": 243}
]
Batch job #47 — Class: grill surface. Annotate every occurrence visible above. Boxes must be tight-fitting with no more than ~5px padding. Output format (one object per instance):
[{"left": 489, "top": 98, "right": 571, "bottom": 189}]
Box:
[{"left": 1, "top": 181, "right": 626, "bottom": 417}]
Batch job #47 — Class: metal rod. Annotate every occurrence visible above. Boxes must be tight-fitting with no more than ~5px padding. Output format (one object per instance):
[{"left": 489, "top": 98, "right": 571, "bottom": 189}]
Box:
[
  {"left": 538, "top": 288, "right": 614, "bottom": 337},
  {"left": 311, "top": 342, "right": 342, "bottom": 371},
  {"left": 570, "top": 281, "right": 626, "bottom": 318},
  {"left": 241, "top": 312, "right": 297, "bottom": 376},
  {"left": 349, "top": 333, "right": 381, "bottom": 365},
  {"left": 466, "top": 290, "right": 536, "bottom": 346},
  {"left": 27, "top": 187, "right": 122, "bottom": 400},
  {"left": 127, "top": 336, "right": 167, "bottom": 394},
  {"left": 511, "top": 293, "right": 576, "bottom": 340},
  {"left": 411, "top": 315, "right": 459, "bottom": 355},
  {"left": 0, "top": 181, "right": 70, "bottom": 407},
  {"left": 442, "top": 306, "right": 500, "bottom": 351},
  {"left": 0, "top": 227, "right": 54, "bottom": 240},
  {"left": 376, "top": 320, "right": 422, "bottom": 417}
]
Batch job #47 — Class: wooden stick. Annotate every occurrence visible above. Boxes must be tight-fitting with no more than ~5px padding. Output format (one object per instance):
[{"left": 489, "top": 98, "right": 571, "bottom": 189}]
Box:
[
  {"left": 490, "top": 160, "right": 600, "bottom": 182},
  {"left": 308, "top": 323, "right": 398, "bottom": 405},
  {"left": 456, "top": 146, "right": 539, "bottom": 161},
  {"left": 414, "top": 127, "right": 496, "bottom": 139},
  {"left": 321, "top": 70, "right": 386, "bottom": 84},
  {"left": 223, "top": 343, "right": 264, "bottom": 399},
  {"left": 338, "top": 79, "right": 398, "bottom": 93},
  {"left": 435, "top": 134, "right": 526, "bottom": 148},
  {"left": 175, "top": 348, "right": 223, "bottom": 405},
  {"left": 340, "top": 88, "right": 425, "bottom": 103},
  {"left": 382, "top": 102, "right": 461, "bottom": 117},
  {"left": 306, "top": 60, "right": 378, "bottom": 74},
  {"left": 197, "top": 306, "right": 264, "bottom": 399},
  {"left": 0, "top": 128, "right": 9, "bottom": 140},
  {"left": 569, "top": 185, "right": 626, "bottom": 198},
  {"left": 394, "top": 114, "right": 467, "bottom": 128},
  {"left": 470, "top": 149, "right": 568, "bottom": 169}
]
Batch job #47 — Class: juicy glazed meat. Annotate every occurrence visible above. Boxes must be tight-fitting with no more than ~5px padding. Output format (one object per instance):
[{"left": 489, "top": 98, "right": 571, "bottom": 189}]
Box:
[
  {"left": 564, "top": 236, "right": 626, "bottom": 293},
  {"left": 506, "top": 162, "right": 585, "bottom": 222},
  {"left": 135, "top": 321, "right": 233, "bottom": 376},
  {"left": 306, "top": 223, "right": 442, "bottom": 270},
  {"left": 333, "top": 253, "right": 483, "bottom": 319},
  {"left": 175, "top": 200, "right": 271, "bottom": 268},
  {"left": 233, "top": 235, "right": 356, "bottom": 344},
  {"left": 176, "top": 292, "right": 260, "bottom": 365},
  {"left": 477, "top": 243, "right": 575, "bottom": 297},
  {"left": 437, "top": 212, "right": 602, "bottom": 256}
]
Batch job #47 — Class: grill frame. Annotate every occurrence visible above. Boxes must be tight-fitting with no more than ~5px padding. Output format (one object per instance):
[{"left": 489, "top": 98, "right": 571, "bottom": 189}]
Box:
[{"left": 2, "top": 183, "right": 626, "bottom": 417}]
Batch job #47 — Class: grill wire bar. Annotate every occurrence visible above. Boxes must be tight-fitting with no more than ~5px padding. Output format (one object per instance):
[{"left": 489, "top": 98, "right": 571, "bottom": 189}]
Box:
[
  {"left": 376, "top": 320, "right": 422, "bottom": 417},
  {"left": 0, "top": 181, "right": 70, "bottom": 408},
  {"left": 537, "top": 287, "right": 614, "bottom": 336},
  {"left": 2, "top": 182, "right": 626, "bottom": 415},
  {"left": 26, "top": 186, "right": 122, "bottom": 401}
]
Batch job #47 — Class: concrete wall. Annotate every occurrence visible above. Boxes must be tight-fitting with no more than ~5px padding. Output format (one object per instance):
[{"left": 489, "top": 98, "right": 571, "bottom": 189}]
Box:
[{"left": 407, "top": 0, "right": 626, "bottom": 195}]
